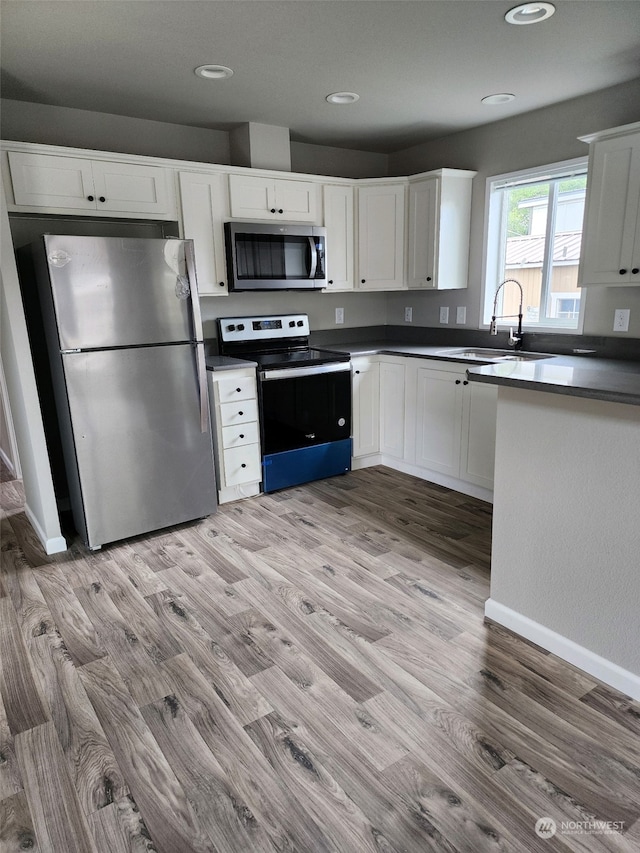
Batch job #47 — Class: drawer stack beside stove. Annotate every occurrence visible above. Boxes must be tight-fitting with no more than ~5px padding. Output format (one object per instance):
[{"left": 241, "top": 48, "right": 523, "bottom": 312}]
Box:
[{"left": 208, "top": 367, "right": 262, "bottom": 502}]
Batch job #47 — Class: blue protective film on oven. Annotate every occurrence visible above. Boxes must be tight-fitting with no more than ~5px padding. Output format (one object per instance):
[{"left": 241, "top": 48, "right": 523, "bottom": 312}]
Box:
[{"left": 262, "top": 439, "right": 352, "bottom": 493}]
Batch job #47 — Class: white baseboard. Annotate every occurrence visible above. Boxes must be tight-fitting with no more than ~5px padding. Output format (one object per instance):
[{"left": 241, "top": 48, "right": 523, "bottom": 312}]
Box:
[
  {"left": 0, "top": 445, "right": 17, "bottom": 479},
  {"left": 24, "top": 503, "right": 67, "bottom": 555},
  {"left": 485, "top": 598, "right": 640, "bottom": 701}
]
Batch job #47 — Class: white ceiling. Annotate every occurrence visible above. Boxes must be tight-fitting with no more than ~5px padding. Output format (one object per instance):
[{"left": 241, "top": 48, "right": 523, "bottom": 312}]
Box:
[{"left": 1, "top": 1, "right": 639, "bottom": 154}]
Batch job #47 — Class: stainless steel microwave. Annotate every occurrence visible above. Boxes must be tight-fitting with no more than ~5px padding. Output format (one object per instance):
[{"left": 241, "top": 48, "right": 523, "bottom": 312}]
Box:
[{"left": 224, "top": 222, "right": 327, "bottom": 291}]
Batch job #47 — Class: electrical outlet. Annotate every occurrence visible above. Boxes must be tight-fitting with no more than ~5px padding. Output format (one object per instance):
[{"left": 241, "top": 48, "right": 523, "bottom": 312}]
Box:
[
  {"left": 335, "top": 307, "right": 344, "bottom": 325},
  {"left": 404, "top": 306, "right": 413, "bottom": 322},
  {"left": 439, "top": 306, "right": 449, "bottom": 324},
  {"left": 456, "top": 306, "right": 467, "bottom": 325},
  {"left": 613, "top": 308, "right": 630, "bottom": 332}
]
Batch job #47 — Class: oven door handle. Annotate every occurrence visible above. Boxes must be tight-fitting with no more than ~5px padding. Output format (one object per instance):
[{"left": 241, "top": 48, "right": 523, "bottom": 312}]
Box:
[{"left": 260, "top": 362, "right": 351, "bottom": 381}]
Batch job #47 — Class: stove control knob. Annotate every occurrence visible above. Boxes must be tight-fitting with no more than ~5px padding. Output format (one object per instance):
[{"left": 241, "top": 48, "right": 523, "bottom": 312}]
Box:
[
  {"left": 296, "top": 320, "right": 304, "bottom": 327},
  {"left": 289, "top": 320, "right": 296, "bottom": 327},
  {"left": 237, "top": 324, "right": 245, "bottom": 331},
  {"left": 227, "top": 324, "right": 236, "bottom": 332}
]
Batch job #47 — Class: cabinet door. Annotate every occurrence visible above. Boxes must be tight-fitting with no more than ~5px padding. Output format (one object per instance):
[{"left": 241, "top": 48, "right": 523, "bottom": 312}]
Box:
[
  {"left": 274, "top": 179, "right": 318, "bottom": 222},
  {"left": 179, "top": 172, "right": 229, "bottom": 296},
  {"left": 323, "top": 184, "right": 354, "bottom": 291},
  {"left": 379, "top": 359, "right": 405, "bottom": 459},
  {"left": 8, "top": 151, "right": 96, "bottom": 210},
  {"left": 91, "top": 161, "right": 175, "bottom": 217},
  {"left": 357, "top": 184, "right": 405, "bottom": 290},
  {"left": 228, "top": 174, "right": 274, "bottom": 218},
  {"left": 580, "top": 132, "right": 640, "bottom": 286},
  {"left": 414, "top": 366, "right": 463, "bottom": 477},
  {"left": 228, "top": 174, "right": 318, "bottom": 221},
  {"left": 352, "top": 358, "right": 380, "bottom": 458},
  {"left": 461, "top": 382, "right": 498, "bottom": 490},
  {"left": 407, "top": 178, "right": 438, "bottom": 289}
]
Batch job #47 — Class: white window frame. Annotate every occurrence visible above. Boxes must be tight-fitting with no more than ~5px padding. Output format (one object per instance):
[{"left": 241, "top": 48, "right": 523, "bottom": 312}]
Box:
[{"left": 480, "top": 157, "right": 588, "bottom": 334}]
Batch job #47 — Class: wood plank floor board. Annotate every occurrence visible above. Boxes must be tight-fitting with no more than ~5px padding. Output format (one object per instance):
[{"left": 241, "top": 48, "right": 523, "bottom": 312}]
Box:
[
  {"left": 28, "top": 630, "right": 129, "bottom": 815},
  {"left": 73, "top": 579, "right": 173, "bottom": 707},
  {"left": 145, "top": 589, "right": 273, "bottom": 726},
  {"left": 0, "top": 689, "right": 22, "bottom": 801},
  {"left": 140, "top": 691, "right": 277, "bottom": 853},
  {"left": 0, "top": 790, "right": 38, "bottom": 853},
  {"left": 79, "top": 656, "right": 215, "bottom": 853},
  {"left": 15, "top": 721, "right": 98, "bottom": 853},
  {"left": 236, "top": 576, "right": 384, "bottom": 703},
  {"left": 32, "top": 563, "right": 106, "bottom": 667},
  {"left": 160, "top": 653, "right": 337, "bottom": 853},
  {"left": 1, "top": 465, "right": 638, "bottom": 852},
  {"left": 244, "top": 709, "right": 400, "bottom": 853},
  {"left": 0, "top": 597, "right": 50, "bottom": 736}
]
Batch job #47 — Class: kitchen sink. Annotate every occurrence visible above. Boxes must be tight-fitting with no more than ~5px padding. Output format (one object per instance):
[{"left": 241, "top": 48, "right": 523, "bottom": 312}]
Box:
[{"left": 436, "top": 348, "right": 553, "bottom": 362}]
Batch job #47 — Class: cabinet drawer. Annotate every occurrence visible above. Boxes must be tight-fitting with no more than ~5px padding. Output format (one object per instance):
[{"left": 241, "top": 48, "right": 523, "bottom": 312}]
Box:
[
  {"left": 218, "top": 399, "right": 259, "bottom": 426},
  {"left": 222, "top": 444, "right": 262, "bottom": 486},
  {"left": 221, "top": 421, "right": 260, "bottom": 449},
  {"left": 216, "top": 375, "right": 257, "bottom": 404}
]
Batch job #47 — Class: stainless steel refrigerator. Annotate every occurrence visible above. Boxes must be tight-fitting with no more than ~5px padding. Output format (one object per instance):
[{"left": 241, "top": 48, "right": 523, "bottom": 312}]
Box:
[{"left": 33, "top": 234, "right": 217, "bottom": 550}]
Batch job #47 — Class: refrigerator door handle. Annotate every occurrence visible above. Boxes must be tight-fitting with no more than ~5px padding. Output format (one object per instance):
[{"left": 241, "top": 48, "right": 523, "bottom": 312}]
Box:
[
  {"left": 183, "top": 241, "right": 209, "bottom": 433},
  {"left": 195, "top": 342, "right": 209, "bottom": 433}
]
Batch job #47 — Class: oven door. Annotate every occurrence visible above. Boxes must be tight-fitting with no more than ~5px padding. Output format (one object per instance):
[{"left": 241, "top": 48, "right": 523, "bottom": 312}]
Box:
[
  {"left": 259, "top": 362, "right": 351, "bottom": 454},
  {"left": 259, "top": 362, "right": 352, "bottom": 492}
]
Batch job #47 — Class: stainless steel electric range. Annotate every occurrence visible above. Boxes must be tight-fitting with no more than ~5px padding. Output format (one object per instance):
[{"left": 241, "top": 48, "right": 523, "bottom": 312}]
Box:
[{"left": 217, "top": 314, "right": 352, "bottom": 493}]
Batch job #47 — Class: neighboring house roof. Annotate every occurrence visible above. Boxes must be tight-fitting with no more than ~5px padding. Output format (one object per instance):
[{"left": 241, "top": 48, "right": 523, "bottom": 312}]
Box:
[{"left": 505, "top": 232, "right": 582, "bottom": 267}]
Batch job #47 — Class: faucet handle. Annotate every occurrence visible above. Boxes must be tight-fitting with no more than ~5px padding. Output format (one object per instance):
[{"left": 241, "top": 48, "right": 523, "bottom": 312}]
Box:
[{"left": 508, "top": 327, "right": 522, "bottom": 347}]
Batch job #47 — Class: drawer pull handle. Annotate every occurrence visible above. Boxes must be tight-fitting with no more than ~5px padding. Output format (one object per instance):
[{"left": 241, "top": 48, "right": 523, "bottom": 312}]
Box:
[
  {"left": 236, "top": 387, "right": 242, "bottom": 392},
  {"left": 241, "top": 463, "right": 247, "bottom": 468},
  {"left": 455, "top": 379, "right": 461, "bottom": 384},
  {"left": 632, "top": 268, "right": 639, "bottom": 275},
  {"left": 219, "top": 281, "right": 225, "bottom": 287},
  {"left": 239, "top": 434, "right": 245, "bottom": 439},
  {"left": 87, "top": 195, "right": 94, "bottom": 201},
  {"left": 620, "top": 269, "right": 627, "bottom": 275},
  {"left": 238, "top": 411, "right": 243, "bottom": 416},
  {"left": 99, "top": 196, "right": 106, "bottom": 203},
  {"left": 355, "top": 370, "right": 360, "bottom": 374},
  {"left": 463, "top": 380, "right": 468, "bottom": 386}
]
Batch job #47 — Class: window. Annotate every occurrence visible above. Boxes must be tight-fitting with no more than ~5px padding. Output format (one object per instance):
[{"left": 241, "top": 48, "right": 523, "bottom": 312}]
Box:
[{"left": 483, "top": 158, "right": 588, "bottom": 332}]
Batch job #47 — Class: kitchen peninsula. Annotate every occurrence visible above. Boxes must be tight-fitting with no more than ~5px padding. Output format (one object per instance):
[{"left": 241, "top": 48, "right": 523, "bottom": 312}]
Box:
[{"left": 467, "top": 359, "right": 640, "bottom": 701}]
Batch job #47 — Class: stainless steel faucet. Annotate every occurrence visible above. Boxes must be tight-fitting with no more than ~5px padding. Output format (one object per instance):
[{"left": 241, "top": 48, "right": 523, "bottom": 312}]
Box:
[{"left": 490, "top": 278, "right": 524, "bottom": 350}]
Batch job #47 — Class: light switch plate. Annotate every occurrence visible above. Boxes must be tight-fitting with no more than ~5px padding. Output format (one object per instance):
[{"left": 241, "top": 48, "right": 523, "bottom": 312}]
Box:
[
  {"left": 335, "top": 307, "right": 344, "bottom": 325},
  {"left": 404, "top": 306, "right": 413, "bottom": 322},
  {"left": 439, "top": 307, "right": 449, "bottom": 324},
  {"left": 456, "top": 306, "right": 467, "bottom": 325}
]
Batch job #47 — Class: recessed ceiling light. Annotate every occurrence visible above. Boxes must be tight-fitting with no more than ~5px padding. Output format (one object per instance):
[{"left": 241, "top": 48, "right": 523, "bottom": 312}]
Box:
[
  {"left": 195, "top": 65, "right": 234, "bottom": 80},
  {"left": 505, "top": 3, "right": 555, "bottom": 25},
  {"left": 326, "top": 92, "right": 360, "bottom": 105},
  {"left": 481, "top": 93, "right": 516, "bottom": 105}
]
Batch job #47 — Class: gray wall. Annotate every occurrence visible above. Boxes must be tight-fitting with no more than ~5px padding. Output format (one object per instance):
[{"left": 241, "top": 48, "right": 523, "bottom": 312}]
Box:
[
  {"left": 0, "top": 98, "right": 388, "bottom": 179},
  {"left": 387, "top": 78, "right": 640, "bottom": 337}
]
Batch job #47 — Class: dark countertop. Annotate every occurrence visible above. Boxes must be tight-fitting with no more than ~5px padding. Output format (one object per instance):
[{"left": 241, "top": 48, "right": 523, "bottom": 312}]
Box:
[
  {"left": 206, "top": 355, "right": 257, "bottom": 371},
  {"left": 321, "top": 340, "right": 640, "bottom": 407}
]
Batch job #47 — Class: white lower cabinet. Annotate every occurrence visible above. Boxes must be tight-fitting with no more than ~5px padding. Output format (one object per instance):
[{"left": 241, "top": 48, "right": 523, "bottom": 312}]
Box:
[
  {"left": 351, "top": 355, "right": 497, "bottom": 497},
  {"left": 379, "top": 357, "right": 406, "bottom": 459},
  {"left": 208, "top": 367, "right": 262, "bottom": 503},
  {"left": 351, "top": 357, "right": 380, "bottom": 459}
]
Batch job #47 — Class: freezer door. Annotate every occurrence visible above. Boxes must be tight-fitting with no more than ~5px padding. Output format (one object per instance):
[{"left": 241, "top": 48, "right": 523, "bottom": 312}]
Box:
[
  {"left": 41, "top": 235, "right": 199, "bottom": 350},
  {"left": 61, "top": 344, "right": 216, "bottom": 549}
]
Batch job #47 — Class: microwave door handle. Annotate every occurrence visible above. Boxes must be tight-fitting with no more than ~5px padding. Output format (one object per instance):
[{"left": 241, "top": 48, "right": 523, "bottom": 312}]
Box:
[{"left": 308, "top": 237, "right": 318, "bottom": 279}]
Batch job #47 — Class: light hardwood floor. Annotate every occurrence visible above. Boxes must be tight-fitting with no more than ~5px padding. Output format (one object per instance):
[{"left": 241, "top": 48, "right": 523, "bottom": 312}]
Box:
[{"left": 1, "top": 465, "right": 639, "bottom": 852}]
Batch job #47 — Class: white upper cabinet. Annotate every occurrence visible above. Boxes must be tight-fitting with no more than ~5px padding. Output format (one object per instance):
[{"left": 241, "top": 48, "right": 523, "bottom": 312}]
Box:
[
  {"left": 357, "top": 183, "right": 406, "bottom": 290},
  {"left": 407, "top": 170, "right": 474, "bottom": 290},
  {"left": 179, "top": 171, "right": 229, "bottom": 296},
  {"left": 228, "top": 173, "right": 319, "bottom": 222},
  {"left": 7, "top": 151, "right": 176, "bottom": 219},
  {"left": 579, "top": 124, "right": 640, "bottom": 286},
  {"left": 323, "top": 184, "right": 354, "bottom": 291}
]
